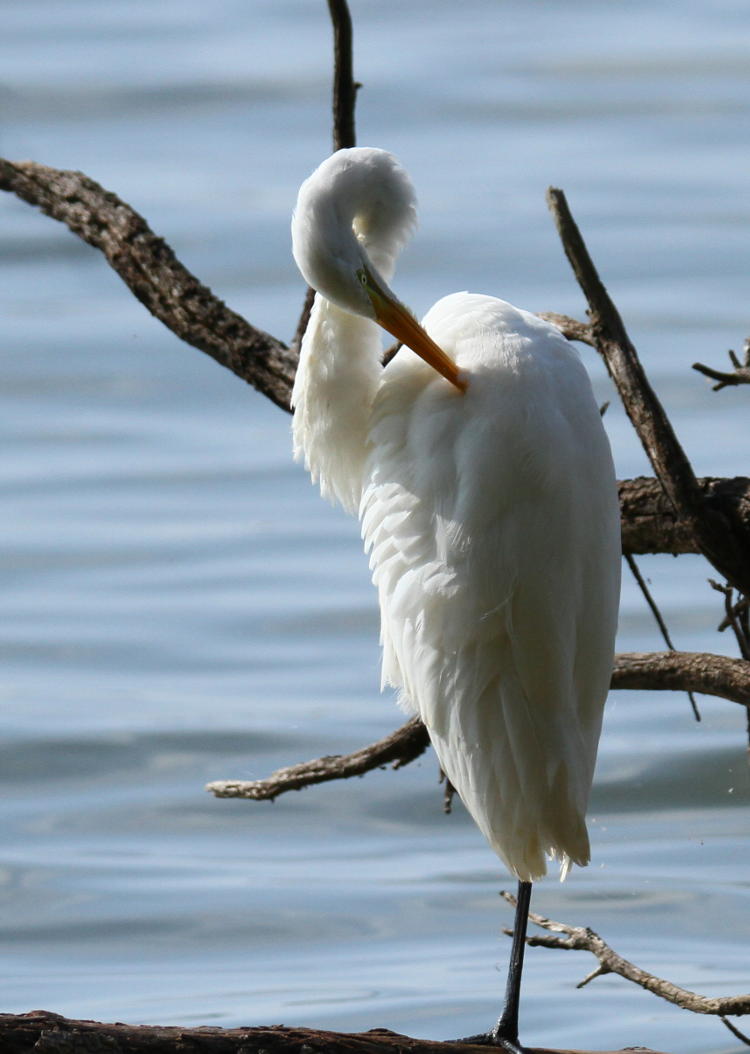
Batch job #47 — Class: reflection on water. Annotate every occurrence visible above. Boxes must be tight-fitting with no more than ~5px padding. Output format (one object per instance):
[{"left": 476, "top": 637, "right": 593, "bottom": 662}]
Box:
[{"left": 1, "top": 2, "right": 749, "bottom": 1052}]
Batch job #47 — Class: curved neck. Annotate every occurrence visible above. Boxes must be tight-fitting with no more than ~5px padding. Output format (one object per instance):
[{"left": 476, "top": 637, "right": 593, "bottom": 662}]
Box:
[{"left": 291, "top": 294, "right": 383, "bottom": 515}]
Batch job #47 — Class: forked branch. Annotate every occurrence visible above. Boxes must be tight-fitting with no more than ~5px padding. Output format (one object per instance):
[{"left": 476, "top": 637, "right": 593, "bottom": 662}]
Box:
[
  {"left": 501, "top": 890, "right": 750, "bottom": 1019},
  {"left": 693, "top": 338, "right": 750, "bottom": 390}
]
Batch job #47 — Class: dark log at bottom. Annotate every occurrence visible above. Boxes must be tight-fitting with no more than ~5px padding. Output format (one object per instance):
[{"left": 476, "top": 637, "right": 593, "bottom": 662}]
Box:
[{"left": 0, "top": 1010, "right": 669, "bottom": 1054}]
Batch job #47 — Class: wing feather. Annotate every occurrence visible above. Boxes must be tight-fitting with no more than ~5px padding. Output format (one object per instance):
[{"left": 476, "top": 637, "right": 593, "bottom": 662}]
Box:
[{"left": 361, "top": 297, "right": 620, "bottom": 881}]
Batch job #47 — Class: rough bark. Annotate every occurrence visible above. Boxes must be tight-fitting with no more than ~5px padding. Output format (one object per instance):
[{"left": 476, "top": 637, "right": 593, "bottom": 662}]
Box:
[
  {"left": 208, "top": 714, "right": 429, "bottom": 800},
  {"left": 0, "top": 159, "right": 297, "bottom": 412},
  {"left": 619, "top": 475, "right": 750, "bottom": 555},
  {"left": 0, "top": 1011, "right": 669, "bottom": 1054},
  {"left": 611, "top": 650, "right": 750, "bottom": 705}
]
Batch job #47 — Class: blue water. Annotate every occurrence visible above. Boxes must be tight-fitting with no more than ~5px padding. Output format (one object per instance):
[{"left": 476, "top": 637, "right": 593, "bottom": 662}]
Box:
[{"left": 1, "top": 2, "right": 749, "bottom": 1052}]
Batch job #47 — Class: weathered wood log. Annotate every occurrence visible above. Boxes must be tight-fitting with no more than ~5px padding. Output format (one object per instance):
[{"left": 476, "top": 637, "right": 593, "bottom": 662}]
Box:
[{"left": 0, "top": 1011, "right": 669, "bottom": 1054}]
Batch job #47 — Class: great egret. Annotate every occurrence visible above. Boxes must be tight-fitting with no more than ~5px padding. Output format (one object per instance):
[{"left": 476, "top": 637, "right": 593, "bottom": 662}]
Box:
[{"left": 291, "top": 147, "right": 621, "bottom": 1051}]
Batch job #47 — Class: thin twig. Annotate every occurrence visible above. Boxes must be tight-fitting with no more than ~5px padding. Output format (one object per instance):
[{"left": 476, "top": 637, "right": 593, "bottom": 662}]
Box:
[
  {"left": 291, "top": 285, "right": 316, "bottom": 355},
  {"left": 720, "top": 1015, "right": 750, "bottom": 1046},
  {"left": 710, "top": 580, "right": 750, "bottom": 661},
  {"left": 439, "top": 769, "right": 457, "bottom": 814},
  {"left": 625, "top": 556, "right": 676, "bottom": 649},
  {"left": 709, "top": 582, "right": 750, "bottom": 749},
  {"left": 625, "top": 553, "right": 700, "bottom": 720},
  {"left": 740, "top": 598, "right": 750, "bottom": 648},
  {"left": 693, "top": 338, "right": 750, "bottom": 390},
  {"left": 292, "top": 1, "right": 360, "bottom": 359},
  {"left": 546, "top": 187, "right": 750, "bottom": 597},
  {"left": 717, "top": 594, "right": 749, "bottom": 634},
  {"left": 327, "top": 0, "right": 359, "bottom": 152},
  {"left": 500, "top": 891, "right": 750, "bottom": 1018}
]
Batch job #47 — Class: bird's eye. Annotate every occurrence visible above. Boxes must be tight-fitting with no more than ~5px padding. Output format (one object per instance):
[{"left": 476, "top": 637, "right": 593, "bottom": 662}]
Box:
[{"left": 357, "top": 269, "right": 368, "bottom": 288}]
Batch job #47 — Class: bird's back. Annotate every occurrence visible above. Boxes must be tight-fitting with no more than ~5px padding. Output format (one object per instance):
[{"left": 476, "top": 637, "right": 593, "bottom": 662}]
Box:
[{"left": 361, "top": 294, "right": 621, "bottom": 882}]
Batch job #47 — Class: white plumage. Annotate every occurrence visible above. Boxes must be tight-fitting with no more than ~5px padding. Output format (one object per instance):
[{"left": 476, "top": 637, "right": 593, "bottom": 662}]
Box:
[{"left": 291, "top": 147, "right": 620, "bottom": 884}]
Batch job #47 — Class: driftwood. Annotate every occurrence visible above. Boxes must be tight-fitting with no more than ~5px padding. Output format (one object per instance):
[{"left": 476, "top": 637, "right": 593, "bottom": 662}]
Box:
[{"left": 0, "top": 1011, "right": 668, "bottom": 1054}]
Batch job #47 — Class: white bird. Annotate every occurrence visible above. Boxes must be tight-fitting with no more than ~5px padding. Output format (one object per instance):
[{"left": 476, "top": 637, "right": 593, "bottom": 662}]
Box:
[{"left": 291, "top": 147, "right": 621, "bottom": 1051}]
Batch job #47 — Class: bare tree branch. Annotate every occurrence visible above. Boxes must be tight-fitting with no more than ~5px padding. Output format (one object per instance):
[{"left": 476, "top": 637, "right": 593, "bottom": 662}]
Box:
[
  {"left": 624, "top": 555, "right": 683, "bottom": 660},
  {"left": 292, "top": 0, "right": 361, "bottom": 348},
  {"left": 328, "top": 0, "right": 359, "bottom": 152},
  {"left": 207, "top": 651, "right": 750, "bottom": 801},
  {"left": 0, "top": 159, "right": 297, "bottom": 411},
  {"left": 624, "top": 554, "right": 700, "bottom": 720},
  {"left": 611, "top": 650, "right": 750, "bottom": 706},
  {"left": 720, "top": 1015, "right": 750, "bottom": 1047},
  {"left": 710, "top": 580, "right": 750, "bottom": 661},
  {"left": 693, "top": 338, "right": 750, "bottom": 391},
  {"left": 546, "top": 188, "right": 700, "bottom": 509},
  {"left": 291, "top": 284, "right": 317, "bottom": 357},
  {"left": 0, "top": 11, "right": 361, "bottom": 391},
  {"left": 546, "top": 187, "right": 750, "bottom": 597},
  {"left": 537, "top": 312, "right": 595, "bottom": 346},
  {"left": 2, "top": 163, "right": 749, "bottom": 562},
  {"left": 501, "top": 891, "right": 750, "bottom": 1018},
  {"left": 0, "top": 1010, "right": 668, "bottom": 1054},
  {"left": 207, "top": 714, "right": 430, "bottom": 800}
]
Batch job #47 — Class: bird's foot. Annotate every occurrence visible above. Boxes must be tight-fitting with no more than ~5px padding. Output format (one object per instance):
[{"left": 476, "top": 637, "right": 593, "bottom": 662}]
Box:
[{"left": 455, "top": 1025, "right": 526, "bottom": 1051}]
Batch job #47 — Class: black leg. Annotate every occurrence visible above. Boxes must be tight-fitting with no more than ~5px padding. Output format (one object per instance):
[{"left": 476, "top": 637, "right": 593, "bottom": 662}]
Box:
[
  {"left": 488, "top": 879, "right": 532, "bottom": 1050},
  {"left": 458, "top": 879, "right": 532, "bottom": 1050}
]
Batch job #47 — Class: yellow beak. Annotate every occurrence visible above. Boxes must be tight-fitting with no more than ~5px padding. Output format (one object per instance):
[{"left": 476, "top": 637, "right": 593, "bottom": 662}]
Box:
[{"left": 366, "top": 272, "right": 466, "bottom": 393}]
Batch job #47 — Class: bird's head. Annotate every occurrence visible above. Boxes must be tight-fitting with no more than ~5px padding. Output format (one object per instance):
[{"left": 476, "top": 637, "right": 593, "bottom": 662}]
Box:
[
  {"left": 292, "top": 147, "right": 415, "bottom": 311},
  {"left": 292, "top": 147, "right": 465, "bottom": 392}
]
